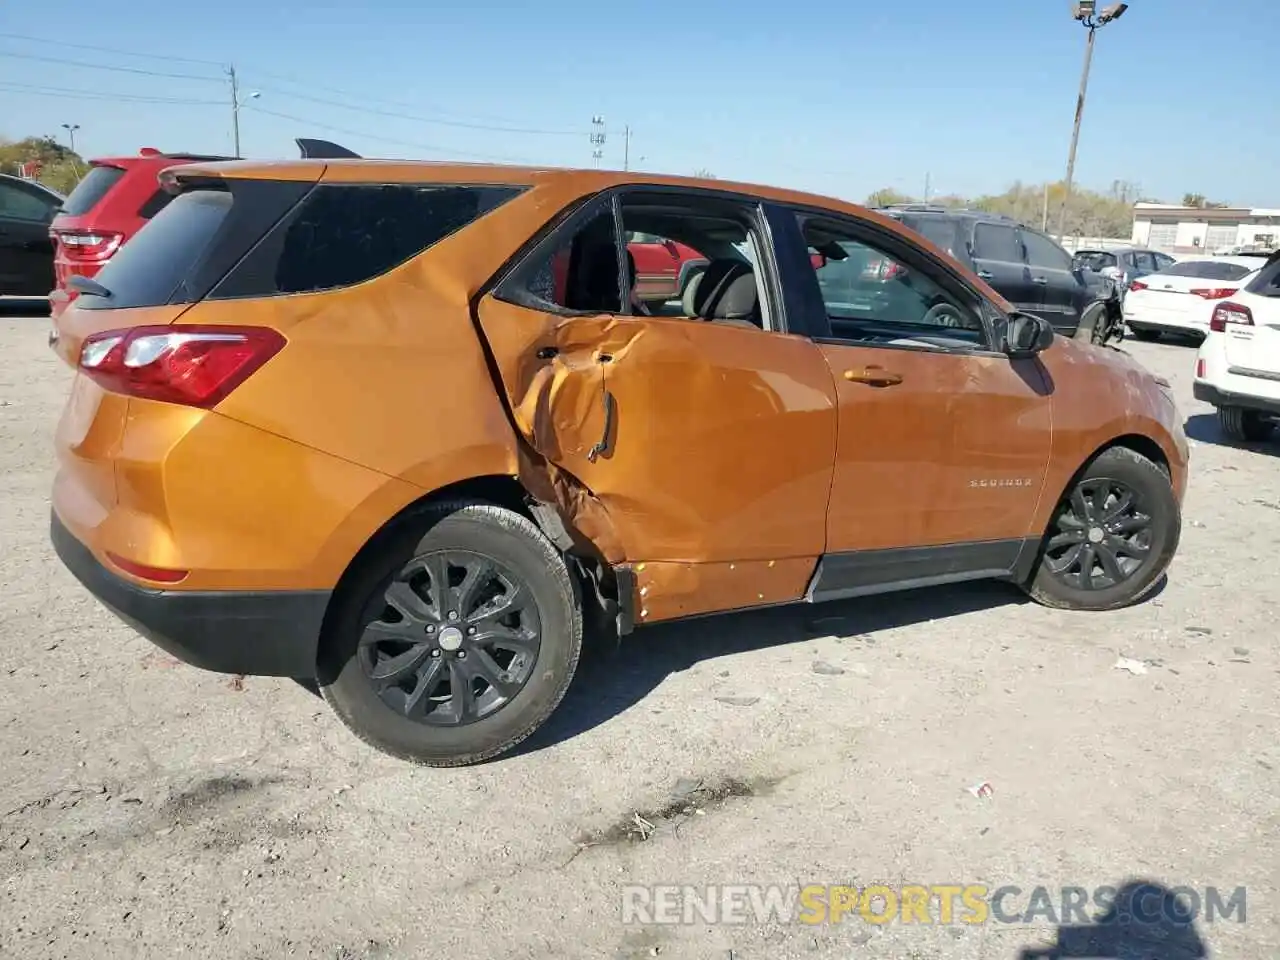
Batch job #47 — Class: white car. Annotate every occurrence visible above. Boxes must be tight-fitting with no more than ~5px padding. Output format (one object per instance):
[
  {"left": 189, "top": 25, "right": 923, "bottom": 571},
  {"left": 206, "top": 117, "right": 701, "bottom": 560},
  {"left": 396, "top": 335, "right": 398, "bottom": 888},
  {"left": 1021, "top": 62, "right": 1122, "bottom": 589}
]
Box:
[
  {"left": 1124, "top": 256, "right": 1264, "bottom": 342},
  {"left": 1193, "top": 252, "right": 1280, "bottom": 442}
]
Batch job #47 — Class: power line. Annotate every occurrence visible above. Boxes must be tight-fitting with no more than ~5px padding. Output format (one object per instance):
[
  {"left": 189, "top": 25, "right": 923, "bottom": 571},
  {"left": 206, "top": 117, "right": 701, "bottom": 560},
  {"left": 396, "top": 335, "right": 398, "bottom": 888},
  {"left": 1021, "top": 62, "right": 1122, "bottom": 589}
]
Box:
[
  {"left": 243, "top": 68, "right": 549, "bottom": 129},
  {"left": 0, "top": 80, "right": 222, "bottom": 105},
  {"left": 0, "top": 32, "right": 226, "bottom": 67},
  {"left": 249, "top": 84, "right": 583, "bottom": 137},
  {"left": 0, "top": 49, "right": 222, "bottom": 82},
  {"left": 242, "top": 104, "right": 540, "bottom": 164}
]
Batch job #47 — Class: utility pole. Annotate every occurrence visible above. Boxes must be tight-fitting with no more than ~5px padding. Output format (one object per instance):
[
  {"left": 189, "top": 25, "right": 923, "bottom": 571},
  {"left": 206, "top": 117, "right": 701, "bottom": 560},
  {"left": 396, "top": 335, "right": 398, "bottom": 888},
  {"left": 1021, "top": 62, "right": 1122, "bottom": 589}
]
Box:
[
  {"left": 229, "top": 65, "right": 241, "bottom": 157},
  {"left": 923, "top": 172, "right": 931, "bottom": 203},
  {"left": 1042, "top": 182, "right": 1050, "bottom": 231},
  {"left": 1056, "top": 2, "right": 1128, "bottom": 242},
  {"left": 623, "top": 125, "right": 631, "bottom": 172},
  {"left": 590, "top": 116, "right": 606, "bottom": 168}
]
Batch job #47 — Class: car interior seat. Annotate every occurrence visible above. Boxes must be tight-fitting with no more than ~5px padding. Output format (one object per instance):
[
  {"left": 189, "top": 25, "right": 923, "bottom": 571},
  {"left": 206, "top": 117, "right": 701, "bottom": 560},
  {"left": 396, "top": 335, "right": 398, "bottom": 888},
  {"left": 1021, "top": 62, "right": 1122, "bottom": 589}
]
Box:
[{"left": 690, "top": 259, "right": 763, "bottom": 329}]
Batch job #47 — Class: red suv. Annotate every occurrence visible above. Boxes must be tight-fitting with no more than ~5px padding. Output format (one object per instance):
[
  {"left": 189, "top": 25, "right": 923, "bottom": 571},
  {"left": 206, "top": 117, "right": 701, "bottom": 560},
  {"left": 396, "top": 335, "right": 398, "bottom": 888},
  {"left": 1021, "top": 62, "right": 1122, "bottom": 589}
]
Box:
[{"left": 49, "top": 148, "right": 230, "bottom": 316}]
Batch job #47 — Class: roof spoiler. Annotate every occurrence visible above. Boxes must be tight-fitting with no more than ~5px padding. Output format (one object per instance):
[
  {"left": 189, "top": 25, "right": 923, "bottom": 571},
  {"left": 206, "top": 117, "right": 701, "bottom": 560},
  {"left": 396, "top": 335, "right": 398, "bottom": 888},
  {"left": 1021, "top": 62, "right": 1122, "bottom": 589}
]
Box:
[{"left": 295, "top": 138, "right": 362, "bottom": 160}]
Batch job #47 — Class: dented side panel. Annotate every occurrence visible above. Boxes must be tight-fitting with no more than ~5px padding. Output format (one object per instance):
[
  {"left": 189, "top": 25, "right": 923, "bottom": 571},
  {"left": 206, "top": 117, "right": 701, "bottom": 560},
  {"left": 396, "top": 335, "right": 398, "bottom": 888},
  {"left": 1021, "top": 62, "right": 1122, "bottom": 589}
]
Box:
[{"left": 474, "top": 296, "right": 839, "bottom": 583}]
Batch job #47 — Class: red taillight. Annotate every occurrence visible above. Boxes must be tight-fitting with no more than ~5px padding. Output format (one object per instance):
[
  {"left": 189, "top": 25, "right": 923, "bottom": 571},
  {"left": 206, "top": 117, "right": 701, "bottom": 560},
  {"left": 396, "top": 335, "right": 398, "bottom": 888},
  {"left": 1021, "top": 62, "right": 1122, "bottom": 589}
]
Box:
[
  {"left": 1196, "top": 359, "right": 1206, "bottom": 378},
  {"left": 1191, "top": 287, "right": 1238, "bottom": 300},
  {"left": 1209, "top": 302, "right": 1254, "bottom": 333},
  {"left": 78, "top": 325, "right": 285, "bottom": 408},
  {"left": 53, "top": 230, "right": 124, "bottom": 262},
  {"left": 105, "top": 553, "right": 189, "bottom": 584},
  {"left": 1128, "top": 280, "right": 1149, "bottom": 292}
]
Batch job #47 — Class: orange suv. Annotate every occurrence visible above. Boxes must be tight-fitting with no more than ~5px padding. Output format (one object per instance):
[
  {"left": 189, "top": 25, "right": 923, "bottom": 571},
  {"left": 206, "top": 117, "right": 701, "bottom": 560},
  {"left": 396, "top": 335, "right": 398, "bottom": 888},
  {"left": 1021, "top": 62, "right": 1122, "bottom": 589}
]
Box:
[{"left": 49, "top": 159, "right": 1189, "bottom": 766}]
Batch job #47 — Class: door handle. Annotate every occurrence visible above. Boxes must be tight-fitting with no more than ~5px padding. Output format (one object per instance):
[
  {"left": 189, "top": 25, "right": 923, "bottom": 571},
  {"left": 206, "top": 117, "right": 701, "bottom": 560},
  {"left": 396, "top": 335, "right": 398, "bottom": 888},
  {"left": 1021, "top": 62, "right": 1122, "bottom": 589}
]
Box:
[
  {"left": 977, "top": 270, "right": 994, "bottom": 280},
  {"left": 586, "top": 389, "right": 616, "bottom": 462},
  {"left": 844, "top": 366, "right": 903, "bottom": 387},
  {"left": 1031, "top": 277, "right": 1048, "bottom": 285}
]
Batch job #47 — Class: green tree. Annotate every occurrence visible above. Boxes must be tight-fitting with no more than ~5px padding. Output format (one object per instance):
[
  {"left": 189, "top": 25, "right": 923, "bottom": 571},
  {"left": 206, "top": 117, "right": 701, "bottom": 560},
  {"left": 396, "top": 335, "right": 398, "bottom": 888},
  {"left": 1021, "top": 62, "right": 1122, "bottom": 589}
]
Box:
[
  {"left": 1182, "top": 193, "right": 1206, "bottom": 208},
  {"left": 865, "top": 187, "right": 914, "bottom": 207},
  {"left": 0, "top": 135, "right": 85, "bottom": 195}
]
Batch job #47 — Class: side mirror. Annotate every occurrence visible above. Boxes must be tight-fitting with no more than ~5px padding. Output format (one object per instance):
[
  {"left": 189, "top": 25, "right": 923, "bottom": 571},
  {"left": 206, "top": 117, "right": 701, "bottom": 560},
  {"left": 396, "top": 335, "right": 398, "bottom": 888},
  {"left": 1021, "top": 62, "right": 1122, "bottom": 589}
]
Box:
[{"left": 1003, "top": 312, "right": 1055, "bottom": 358}]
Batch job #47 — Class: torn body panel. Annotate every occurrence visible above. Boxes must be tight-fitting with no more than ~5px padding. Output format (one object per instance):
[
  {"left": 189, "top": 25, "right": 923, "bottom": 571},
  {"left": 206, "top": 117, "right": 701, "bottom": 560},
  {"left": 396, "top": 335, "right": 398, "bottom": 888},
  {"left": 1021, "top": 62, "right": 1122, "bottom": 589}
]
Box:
[
  {"left": 627, "top": 557, "right": 818, "bottom": 624},
  {"left": 475, "top": 297, "right": 839, "bottom": 622}
]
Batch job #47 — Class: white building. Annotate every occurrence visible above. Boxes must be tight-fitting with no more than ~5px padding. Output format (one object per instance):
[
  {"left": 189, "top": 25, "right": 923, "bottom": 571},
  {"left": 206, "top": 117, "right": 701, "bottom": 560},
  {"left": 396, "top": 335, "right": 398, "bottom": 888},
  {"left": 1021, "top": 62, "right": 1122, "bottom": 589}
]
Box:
[{"left": 1132, "top": 203, "right": 1280, "bottom": 255}]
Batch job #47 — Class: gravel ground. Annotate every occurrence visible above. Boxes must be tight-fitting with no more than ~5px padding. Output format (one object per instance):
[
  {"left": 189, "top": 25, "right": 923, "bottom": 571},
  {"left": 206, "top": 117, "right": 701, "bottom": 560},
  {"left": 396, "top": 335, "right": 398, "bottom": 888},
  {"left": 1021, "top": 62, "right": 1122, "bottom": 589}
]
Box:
[{"left": 1, "top": 315, "right": 1276, "bottom": 960}]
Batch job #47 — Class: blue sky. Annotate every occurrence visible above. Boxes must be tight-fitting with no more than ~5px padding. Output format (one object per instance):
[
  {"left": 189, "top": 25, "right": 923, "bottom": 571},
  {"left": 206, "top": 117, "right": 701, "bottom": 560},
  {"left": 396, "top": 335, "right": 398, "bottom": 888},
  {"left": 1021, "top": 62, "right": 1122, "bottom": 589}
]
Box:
[{"left": 1, "top": 0, "right": 1276, "bottom": 206}]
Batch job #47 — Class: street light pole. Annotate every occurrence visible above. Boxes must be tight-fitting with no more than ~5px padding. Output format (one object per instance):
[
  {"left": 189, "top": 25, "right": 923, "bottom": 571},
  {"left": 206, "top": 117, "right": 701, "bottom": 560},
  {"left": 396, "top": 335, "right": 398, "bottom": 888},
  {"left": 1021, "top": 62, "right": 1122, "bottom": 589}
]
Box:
[
  {"left": 60, "top": 123, "right": 80, "bottom": 155},
  {"left": 227, "top": 65, "right": 260, "bottom": 158},
  {"left": 1055, "top": 2, "right": 1128, "bottom": 242}
]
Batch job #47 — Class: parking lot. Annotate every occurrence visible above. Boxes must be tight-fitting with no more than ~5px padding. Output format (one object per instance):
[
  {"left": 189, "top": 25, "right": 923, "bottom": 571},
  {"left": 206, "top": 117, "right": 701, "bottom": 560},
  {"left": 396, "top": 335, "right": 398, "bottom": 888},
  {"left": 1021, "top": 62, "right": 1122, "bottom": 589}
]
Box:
[{"left": 0, "top": 313, "right": 1276, "bottom": 959}]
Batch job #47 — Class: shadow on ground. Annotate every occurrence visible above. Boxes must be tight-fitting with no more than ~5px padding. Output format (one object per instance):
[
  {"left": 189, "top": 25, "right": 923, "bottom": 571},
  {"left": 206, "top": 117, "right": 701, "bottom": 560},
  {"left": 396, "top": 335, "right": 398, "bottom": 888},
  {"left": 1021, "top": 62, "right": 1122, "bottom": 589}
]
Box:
[
  {"left": 1018, "top": 879, "right": 1212, "bottom": 959},
  {"left": 516, "top": 580, "right": 1026, "bottom": 758},
  {"left": 1185, "top": 413, "right": 1280, "bottom": 458}
]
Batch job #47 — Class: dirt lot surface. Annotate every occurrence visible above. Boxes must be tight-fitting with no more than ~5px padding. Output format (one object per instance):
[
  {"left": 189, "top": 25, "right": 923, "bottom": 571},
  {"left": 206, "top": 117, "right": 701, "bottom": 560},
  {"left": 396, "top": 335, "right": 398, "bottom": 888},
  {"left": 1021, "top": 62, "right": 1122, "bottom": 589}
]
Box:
[{"left": 1, "top": 315, "right": 1276, "bottom": 959}]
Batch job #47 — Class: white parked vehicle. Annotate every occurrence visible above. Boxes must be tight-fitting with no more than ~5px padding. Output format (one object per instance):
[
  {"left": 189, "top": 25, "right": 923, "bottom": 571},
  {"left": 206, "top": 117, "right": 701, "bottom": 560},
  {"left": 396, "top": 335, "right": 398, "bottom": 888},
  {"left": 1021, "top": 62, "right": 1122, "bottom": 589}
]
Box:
[
  {"left": 1124, "top": 256, "right": 1264, "bottom": 341},
  {"left": 1193, "top": 251, "right": 1280, "bottom": 442}
]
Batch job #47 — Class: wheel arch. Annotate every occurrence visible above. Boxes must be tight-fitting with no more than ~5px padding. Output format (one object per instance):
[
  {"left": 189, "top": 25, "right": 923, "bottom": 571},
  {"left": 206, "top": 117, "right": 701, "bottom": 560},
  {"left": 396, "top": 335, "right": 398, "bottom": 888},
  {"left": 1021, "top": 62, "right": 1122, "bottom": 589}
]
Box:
[
  {"left": 1018, "top": 431, "right": 1176, "bottom": 587},
  {"left": 316, "top": 472, "right": 623, "bottom": 677}
]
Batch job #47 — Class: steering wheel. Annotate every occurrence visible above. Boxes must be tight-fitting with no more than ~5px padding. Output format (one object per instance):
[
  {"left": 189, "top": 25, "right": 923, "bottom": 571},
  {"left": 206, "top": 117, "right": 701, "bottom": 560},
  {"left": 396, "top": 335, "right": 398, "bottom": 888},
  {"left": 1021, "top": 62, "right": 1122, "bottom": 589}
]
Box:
[{"left": 921, "top": 301, "right": 966, "bottom": 328}]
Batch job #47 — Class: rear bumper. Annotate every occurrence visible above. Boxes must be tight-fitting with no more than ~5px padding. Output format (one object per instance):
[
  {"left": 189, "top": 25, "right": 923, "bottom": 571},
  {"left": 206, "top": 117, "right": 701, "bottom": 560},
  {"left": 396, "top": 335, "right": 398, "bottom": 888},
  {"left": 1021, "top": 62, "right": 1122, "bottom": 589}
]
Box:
[
  {"left": 1193, "top": 381, "right": 1280, "bottom": 416},
  {"left": 51, "top": 510, "right": 329, "bottom": 678}
]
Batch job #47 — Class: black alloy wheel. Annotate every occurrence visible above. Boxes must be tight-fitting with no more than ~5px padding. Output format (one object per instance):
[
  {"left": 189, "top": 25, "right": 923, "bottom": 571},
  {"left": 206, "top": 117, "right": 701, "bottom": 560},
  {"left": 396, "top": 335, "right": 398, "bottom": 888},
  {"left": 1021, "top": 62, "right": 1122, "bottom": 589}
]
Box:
[
  {"left": 1042, "top": 479, "right": 1151, "bottom": 591},
  {"left": 1025, "top": 446, "right": 1179, "bottom": 612},
  {"left": 321, "top": 502, "right": 583, "bottom": 766},
  {"left": 359, "top": 550, "right": 541, "bottom": 726}
]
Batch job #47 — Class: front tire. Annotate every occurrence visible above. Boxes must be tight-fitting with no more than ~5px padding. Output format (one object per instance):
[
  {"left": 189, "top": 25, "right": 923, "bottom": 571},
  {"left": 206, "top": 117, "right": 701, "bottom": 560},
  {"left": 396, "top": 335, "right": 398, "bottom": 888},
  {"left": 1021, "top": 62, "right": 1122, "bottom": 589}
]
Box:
[
  {"left": 1025, "top": 447, "right": 1179, "bottom": 611},
  {"left": 320, "top": 502, "right": 582, "bottom": 766},
  {"left": 1218, "top": 406, "right": 1275, "bottom": 443}
]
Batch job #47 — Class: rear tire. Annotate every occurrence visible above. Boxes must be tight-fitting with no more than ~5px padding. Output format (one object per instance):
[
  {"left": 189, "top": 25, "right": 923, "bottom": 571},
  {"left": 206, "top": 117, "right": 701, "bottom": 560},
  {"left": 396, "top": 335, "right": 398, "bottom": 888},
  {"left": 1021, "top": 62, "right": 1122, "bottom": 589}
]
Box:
[
  {"left": 1024, "top": 446, "right": 1179, "bottom": 612},
  {"left": 1129, "top": 327, "right": 1161, "bottom": 342},
  {"left": 320, "top": 502, "right": 582, "bottom": 766},
  {"left": 1218, "top": 406, "right": 1275, "bottom": 443}
]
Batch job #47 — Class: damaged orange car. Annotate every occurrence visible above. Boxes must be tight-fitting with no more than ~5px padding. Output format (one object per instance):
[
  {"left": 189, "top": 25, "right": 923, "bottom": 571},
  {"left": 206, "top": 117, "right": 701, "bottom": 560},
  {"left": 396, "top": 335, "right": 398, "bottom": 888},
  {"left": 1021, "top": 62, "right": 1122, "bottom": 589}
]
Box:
[{"left": 49, "top": 158, "right": 1188, "bottom": 766}]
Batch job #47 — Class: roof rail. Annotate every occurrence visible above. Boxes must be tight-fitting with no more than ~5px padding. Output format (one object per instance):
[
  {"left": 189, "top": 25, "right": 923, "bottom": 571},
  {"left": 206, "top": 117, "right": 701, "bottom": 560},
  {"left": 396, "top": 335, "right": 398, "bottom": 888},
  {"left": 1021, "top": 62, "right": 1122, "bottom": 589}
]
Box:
[{"left": 296, "top": 138, "right": 362, "bottom": 160}]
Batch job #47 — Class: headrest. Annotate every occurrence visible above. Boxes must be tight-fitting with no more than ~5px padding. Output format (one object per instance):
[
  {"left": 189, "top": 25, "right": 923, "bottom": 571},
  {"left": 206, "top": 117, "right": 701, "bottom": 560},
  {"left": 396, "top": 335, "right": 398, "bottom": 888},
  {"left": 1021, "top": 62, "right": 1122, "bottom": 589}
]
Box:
[{"left": 692, "top": 259, "right": 759, "bottom": 323}]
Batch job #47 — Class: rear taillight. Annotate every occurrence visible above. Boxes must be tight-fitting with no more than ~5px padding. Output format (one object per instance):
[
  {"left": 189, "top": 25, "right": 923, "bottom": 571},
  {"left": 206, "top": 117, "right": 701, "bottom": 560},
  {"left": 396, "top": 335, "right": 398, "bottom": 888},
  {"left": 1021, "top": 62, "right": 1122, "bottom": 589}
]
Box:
[
  {"left": 1209, "top": 302, "right": 1254, "bottom": 333},
  {"left": 1191, "top": 287, "right": 1238, "bottom": 300},
  {"left": 1128, "top": 280, "right": 1148, "bottom": 292},
  {"left": 53, "top": 230, "right": 124, "bottom": 262},
  {"left": 1196, "top": 359, "right": 1206, "bottom": 378},
  {"left": 78, "top": 325, "right": 285, "bottom": 408}
]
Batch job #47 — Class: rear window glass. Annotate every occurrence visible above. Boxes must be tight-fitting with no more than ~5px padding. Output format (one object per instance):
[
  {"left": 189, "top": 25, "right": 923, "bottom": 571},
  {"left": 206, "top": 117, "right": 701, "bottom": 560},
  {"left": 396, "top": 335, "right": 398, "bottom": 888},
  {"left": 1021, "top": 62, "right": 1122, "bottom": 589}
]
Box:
[
  {"left": 77, "top": 189, "right": 233, "bottom": 310},
  {"left": 59, "top": 165, "right": 126, "bottom": 216},
  {"left": 1158, "top": 261, "right": 1251, "bottom": 281},
  {"left": 210, "top": 183, "right": 524, "bottom": 299},
  {"left": 1074, "top": 251, "right": 1117, "bottom": 271}
]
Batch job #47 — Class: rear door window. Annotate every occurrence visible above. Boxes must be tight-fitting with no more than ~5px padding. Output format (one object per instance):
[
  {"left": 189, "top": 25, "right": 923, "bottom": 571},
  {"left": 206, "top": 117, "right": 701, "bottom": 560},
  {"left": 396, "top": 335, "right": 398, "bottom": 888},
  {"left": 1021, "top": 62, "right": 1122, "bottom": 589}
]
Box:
[
  {"left": 59, "top": 165, "right": 125, "bottom": 216},
  {"left": 1022, "top": 231, "right": 1073, "bottom": 271},
  {"left": 973, "top": 223, "right": 1022, "bottom": 263},
  {"left": 898, "top": 216, "right": 961, "bottom": 259}
]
